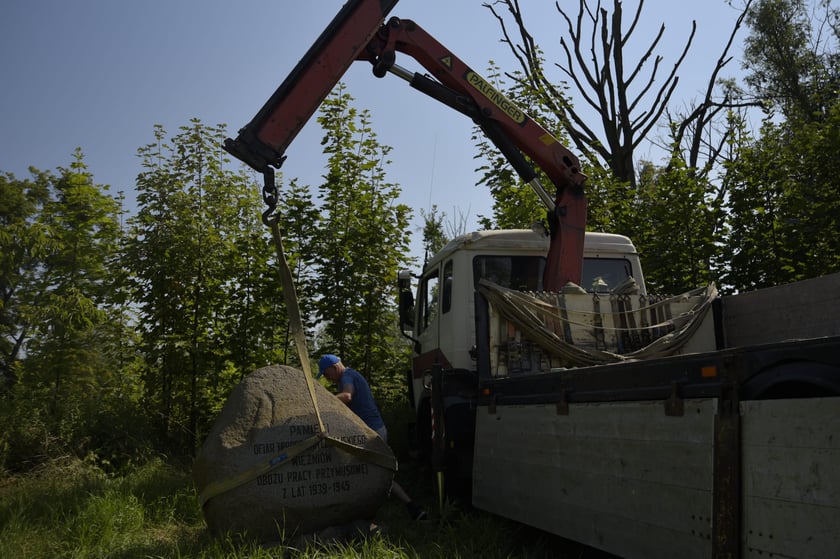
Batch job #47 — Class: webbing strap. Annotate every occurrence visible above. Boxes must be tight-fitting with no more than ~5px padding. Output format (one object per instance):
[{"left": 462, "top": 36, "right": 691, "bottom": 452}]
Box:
[
  {"left": 196, "top": 218, "right": 396, "bottom": 507},
  {"left": 324, "top": 435, "right": 398, "bottom": 470},
  {"left": 197, "top": 431, "right": 397, "bottom": 506},
  {"left": 268, "top": 219, "right": 396, "bottom": 466},
  {"left": 269, "top": 219, "right": 395, "bottom": 466},
  {"left": 268, "top": 221, "right": 324, "bottom": 432},
  {"left": 198, "top": 433, "right": 324, "bottom": 506}
]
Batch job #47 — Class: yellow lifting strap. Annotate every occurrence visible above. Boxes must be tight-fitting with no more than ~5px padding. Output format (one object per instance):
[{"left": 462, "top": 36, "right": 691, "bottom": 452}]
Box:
[
  {"left": 198, "top": 433, "right": 324, "bottom": 506},
  {"left": 197, "top": 218, "right": 396, "bottom": 507},
  {"left": 197, "top": 429, "right": 397, "bottom": 506},
  {"left": 267, "top": 220, "right": 323, "bottom": 431}
]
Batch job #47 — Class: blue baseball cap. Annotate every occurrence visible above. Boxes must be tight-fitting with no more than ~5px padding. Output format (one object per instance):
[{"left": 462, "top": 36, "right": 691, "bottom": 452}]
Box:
[{"left": 318, "top": 354, "right": 340, "bottom": 378}]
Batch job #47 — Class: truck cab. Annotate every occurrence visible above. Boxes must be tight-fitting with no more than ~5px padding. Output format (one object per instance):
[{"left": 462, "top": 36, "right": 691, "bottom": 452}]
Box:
[
  {"left": 399, "top": 228, "right": 645, "bottom": 411},
  {"left": 397, "top": 228, "right": 645, "bottom": 493}
]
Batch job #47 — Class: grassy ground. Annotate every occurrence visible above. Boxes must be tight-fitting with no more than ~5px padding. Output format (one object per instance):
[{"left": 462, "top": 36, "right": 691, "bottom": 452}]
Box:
[
  {"left": 0, "top": 455, "right": 604, "bottom": 559},
  {"left": 0, "top": 390, "right": 612, "bottom": 558}
]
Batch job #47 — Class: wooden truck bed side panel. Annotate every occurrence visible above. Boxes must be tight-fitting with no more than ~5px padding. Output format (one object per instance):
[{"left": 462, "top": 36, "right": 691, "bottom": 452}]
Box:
[
  {"left": 472, "top": 399, "right": 717, "bottom": 559},
  {"left": 723, "top": 272, "right": 840, "bottom": 347},
  {"left": 741, "top": 397, "right": 840, "bottom": 558}
]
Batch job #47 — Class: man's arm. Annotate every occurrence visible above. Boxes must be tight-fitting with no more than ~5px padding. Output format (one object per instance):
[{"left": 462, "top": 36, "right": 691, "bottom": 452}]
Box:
[{"left": 337, "top": 382, "right": 355, "bottom": 405}]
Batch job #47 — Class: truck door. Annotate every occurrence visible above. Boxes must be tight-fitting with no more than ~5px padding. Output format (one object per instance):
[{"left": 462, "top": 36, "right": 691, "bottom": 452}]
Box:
[
  {"left": 415, "top": 259, "right": 454, "bottom": 363},
  {"left": 437, "top": 259, "right": 455, "bottom": 362},
  {"left": 417, "top": 267, "right": 439, "bottom": 348}
]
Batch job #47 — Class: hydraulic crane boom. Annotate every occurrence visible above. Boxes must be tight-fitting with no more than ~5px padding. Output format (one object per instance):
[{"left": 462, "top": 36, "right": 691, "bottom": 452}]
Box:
[
  {"left": 224, "top": 0, "right": 398, "bottom": 172},
  {"left": 224, "top": 0, "right": 587, "bottom": 291}
]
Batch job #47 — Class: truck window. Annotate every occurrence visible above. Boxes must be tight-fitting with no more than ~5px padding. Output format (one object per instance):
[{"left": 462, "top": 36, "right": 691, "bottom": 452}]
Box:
[
  {"left": 419, "top": 269, "right": 440, "bottom": 332},
  {"left": 473, "top": 255, "right": 634, "bottom": 293},
  {"left": 442, "top": 260, "right": 453, "bottom": 314},
  {"left": 473, "top": 256, "right": 545, "bottom": 291}
]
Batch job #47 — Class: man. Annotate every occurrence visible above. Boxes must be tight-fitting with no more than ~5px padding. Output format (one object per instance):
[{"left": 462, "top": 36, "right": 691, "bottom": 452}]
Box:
[{"left": 318, "top": 354, "right": 427, "bottom": 521}]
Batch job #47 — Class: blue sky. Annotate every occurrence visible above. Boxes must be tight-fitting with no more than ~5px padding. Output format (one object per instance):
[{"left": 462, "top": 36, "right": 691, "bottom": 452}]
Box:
[{"left": 1, "top": 1, "right": 749, "bottom": 256}]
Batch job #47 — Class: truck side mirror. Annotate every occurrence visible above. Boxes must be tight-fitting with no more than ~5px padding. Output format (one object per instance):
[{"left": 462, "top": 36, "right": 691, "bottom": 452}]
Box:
[{"left": 398, "top": 270, "right": 415, "bottom": 330}]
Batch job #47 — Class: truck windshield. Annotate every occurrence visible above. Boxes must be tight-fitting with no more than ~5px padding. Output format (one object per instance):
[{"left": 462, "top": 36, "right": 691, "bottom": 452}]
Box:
[
  {"left": 473, "top": 255, "right": 633, "bottom": 293},
  {"left": 582, "top": 258, "right": 634, "bottom": 292}
]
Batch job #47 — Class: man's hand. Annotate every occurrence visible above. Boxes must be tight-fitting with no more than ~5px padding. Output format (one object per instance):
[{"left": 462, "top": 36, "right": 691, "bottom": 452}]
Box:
[{"left": 337, "top": 383, "right": 354, "bottom": 405}]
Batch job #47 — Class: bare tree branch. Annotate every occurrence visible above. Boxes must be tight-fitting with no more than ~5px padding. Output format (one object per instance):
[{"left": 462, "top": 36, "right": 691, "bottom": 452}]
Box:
[
  {"left": 671, "top": 0, "right": 757, "bottom": 174},
  {"left": 553, "top": 0, "right": 698, "bottom": 185},
  {"left": 483, "top": 0, "right": 760, "bottom": 194}
]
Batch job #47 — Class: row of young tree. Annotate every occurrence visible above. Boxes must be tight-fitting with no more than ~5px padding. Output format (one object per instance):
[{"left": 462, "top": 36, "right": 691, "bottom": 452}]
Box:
[
  {"left": 2, "top": 0, "right": 839, "bottom": 471},
  {"left": 1, "top": 90, "right": 411, "bottom": 469}
]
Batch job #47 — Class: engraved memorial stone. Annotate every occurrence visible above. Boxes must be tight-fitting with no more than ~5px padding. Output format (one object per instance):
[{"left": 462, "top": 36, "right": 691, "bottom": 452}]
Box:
[{"left": 193, "top": 365, "right": 395, "bottom": 541}]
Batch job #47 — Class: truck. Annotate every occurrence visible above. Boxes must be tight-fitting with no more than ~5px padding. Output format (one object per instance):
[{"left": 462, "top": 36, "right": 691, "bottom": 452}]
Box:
[
  {"left": 397, "top": 227, "right": 840, "bottom": 559},
  {"left": 222, "top": 1, "right": 840, "bottom": 557}
]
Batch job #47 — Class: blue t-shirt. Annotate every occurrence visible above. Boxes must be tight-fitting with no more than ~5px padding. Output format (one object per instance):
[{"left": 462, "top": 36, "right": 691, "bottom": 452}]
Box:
[{"left": 339, "top": 367, "right": 385, "bottom": 431}]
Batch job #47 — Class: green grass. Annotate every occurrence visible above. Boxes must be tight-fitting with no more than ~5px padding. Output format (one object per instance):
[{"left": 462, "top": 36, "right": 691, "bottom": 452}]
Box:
[{"left": 0, "top": 456, "right": 594, "bottom": 559}]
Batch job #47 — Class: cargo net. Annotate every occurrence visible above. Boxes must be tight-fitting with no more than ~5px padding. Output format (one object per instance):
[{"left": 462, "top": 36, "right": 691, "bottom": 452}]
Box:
[{"left": 478, "top": 277, "right": 718, "bottom": 375}]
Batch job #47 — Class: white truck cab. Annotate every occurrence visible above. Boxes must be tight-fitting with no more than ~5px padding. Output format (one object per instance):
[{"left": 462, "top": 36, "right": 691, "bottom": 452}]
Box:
[{"left": 398, "top": 228, "right": 645, "bottom": 410}]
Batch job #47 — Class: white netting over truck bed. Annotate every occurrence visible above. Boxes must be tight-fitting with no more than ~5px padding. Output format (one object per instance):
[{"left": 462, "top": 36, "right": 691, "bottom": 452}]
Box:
[{"left": 479, "top": 278, "right": 718, "bottom": 375}]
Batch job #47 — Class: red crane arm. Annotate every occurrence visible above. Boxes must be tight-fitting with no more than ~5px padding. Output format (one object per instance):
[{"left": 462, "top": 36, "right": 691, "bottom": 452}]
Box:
[
  {"left": 362, "top": 17, "right": 585, "bottom": 204},
  {"left": 224, "top": 0, "right": 398, "bottom": 172},
  {"left": 358, "top": 17, "right": 586, "bottom": 290},
  {"left": 224, "top": 0, "right": 586, "bottom": 290}
]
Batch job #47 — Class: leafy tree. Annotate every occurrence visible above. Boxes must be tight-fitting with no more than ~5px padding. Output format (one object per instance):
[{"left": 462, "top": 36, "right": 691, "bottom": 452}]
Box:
[
  {"left": 718, "top": 0, "right": 840, "bottom": 291},
  {"left": 311, "top": 86, "right": 413, "bottom": 380},
  {"left": 722, "top": 104, "right": 840, "bottom": 291},
  {"left": 0, "top": 154, "right": 145, "bottom": 471},
  {"left": 634, "top": 157, "right": 721, "bottom": 293},
  {"left": 18, "top": 150, "right": 123, "bottom": 415},
  {"left": 0, "top": 169, "right": 51, "bottom": 393},
  {"left": 272, "top": 177, "right": 321, "bottom": 368},
  {"left": 743, "top": 0, "right": 839, "bottom": 122},
  {"left": 126, "top": 121, "right": 271, "bottom": 450},
  {"left": 419, "top": 205, "right": 449, "bottom": 258},
  {"left": 97, "top": 190, "right": 143, "bottom": 386}
]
